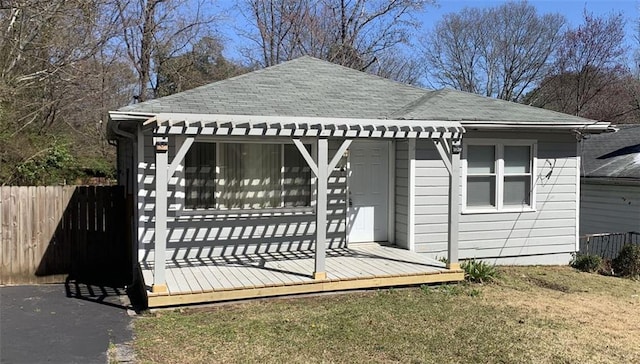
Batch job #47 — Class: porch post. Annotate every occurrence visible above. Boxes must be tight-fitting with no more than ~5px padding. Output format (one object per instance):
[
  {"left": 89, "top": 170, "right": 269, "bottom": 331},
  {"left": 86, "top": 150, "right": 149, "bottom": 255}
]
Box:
[
  {"left": 447, "top": 139, "right": 461, "bottom": 270},
  {"left": 152, "top": 138, "right": 169, "bottom": 293},
  {"left": 314, "top": 137, "right": 329, "bottom": 279}
]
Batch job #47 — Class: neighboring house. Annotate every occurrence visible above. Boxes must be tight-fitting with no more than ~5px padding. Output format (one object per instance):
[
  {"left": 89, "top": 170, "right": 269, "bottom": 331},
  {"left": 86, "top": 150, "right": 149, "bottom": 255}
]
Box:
[
  {"left": 580, "top": 125, "right": 640, "bottom": 235},
  {"left": 108, "top": 57, "right": 612, "bottom": 298}
]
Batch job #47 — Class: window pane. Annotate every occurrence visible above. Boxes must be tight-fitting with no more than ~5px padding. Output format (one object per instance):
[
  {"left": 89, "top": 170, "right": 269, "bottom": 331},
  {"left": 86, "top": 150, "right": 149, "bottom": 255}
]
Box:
[
  {"left": 185, "top": 142, "right": 216, "bottom": 209},
  {"left": 467, "top": 176, "right": 496, "bottom": 207},
  {"left": 219, "top": 144, "right": 281, "bottom": 209},
  {"left": 283, "top": 144, "right": 311, "bottom": 207},
  {"left": 504, "top": 146, "right": 530, "bottom": 174},
  {"left": 504, "top": 176, "right": 531, "bottom": 206},
  {"left": 467, "top": 145, "right": 495, "bottom": 174}
]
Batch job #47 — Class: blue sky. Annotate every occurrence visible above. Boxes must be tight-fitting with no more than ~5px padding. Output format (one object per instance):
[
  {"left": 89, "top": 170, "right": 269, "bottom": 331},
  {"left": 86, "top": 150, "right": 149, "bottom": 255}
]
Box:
[
  {"left": 217, "top": 0, "right": 639, "bottom": 61},
  {"left": 428, "top": 0, "right": 637, "bottom": 27}
]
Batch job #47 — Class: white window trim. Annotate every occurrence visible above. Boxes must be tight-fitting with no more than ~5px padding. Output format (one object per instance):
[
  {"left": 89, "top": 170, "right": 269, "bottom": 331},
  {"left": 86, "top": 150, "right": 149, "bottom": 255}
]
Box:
[
  {"left": 177, "top": 136, "right": 317, "bottom": 216},
  {"left": 462, "top": 139, "right": 537, "bottom": 214}
]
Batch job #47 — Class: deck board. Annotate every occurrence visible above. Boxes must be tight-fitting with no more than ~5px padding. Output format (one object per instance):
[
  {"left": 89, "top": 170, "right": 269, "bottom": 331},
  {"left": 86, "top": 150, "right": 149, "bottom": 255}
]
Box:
[
  {"left": 203, "top": 262, "right": 233, "bottom": 290},
  {"left": 142, "top": 243, "right": 464, "bottom": 307},
  {"left": 191, "top": 265, "right": 214, "bottom": 292},
  {"left": 181, "top": 265, "right": 204, "bottom": 294}
]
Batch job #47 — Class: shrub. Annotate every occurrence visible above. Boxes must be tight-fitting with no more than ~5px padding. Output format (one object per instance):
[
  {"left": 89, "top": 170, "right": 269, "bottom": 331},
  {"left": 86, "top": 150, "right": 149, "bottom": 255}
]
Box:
[
  {"left": 460, "top": 259, "right": 497, "bottom": 283},
  {"left": 612, "top": 244, "right": 640, "bottom": 278},
  {"left": 570, "top": 253, "right": 602, "bottom": 273}
]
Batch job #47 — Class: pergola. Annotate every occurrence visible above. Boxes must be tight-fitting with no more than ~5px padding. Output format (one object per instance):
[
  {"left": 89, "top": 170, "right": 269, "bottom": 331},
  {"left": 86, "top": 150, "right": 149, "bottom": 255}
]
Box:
[{"left": 119, "top": 112, "right": 465, "bottom": 294}]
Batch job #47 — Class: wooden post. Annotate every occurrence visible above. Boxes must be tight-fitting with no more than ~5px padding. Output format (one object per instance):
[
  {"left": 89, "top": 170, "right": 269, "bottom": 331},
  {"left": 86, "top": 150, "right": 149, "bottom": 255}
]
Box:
[
  {"left": 447, "top": 139, "right": 461, "bottom": 270},
  {"left": 153, "top": 138, "right": 169, "bottom": 293},
  {"left": 314, "top": 138, "right": 328, "bottom": 280},
  {"left": 293, "top": 138, "right": 351, "bottom": 280}
]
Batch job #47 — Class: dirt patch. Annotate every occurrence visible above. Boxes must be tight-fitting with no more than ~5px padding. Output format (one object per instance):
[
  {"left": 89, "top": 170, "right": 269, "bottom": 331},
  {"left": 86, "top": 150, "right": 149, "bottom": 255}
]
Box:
[{"left": 525, "top": 276, "right": 572, "bottom": 292}]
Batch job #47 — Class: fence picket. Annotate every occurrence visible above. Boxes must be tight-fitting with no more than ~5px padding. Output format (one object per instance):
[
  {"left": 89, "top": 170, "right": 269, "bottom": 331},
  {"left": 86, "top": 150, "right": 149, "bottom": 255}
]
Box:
[
  {"left": 579, "top": 232, "right": 640, "bottom": 260},
  {"left": 0, "top": 186, "right": 131, "bottom": 285}
]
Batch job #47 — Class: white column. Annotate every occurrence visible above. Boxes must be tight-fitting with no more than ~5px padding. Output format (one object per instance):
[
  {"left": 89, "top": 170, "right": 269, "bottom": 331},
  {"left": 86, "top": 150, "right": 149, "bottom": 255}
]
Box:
[
  {"left": 408, "top": 139, "right": 416, "bottom": 251},
  {"left": 314, "top": 138, "right": 328, "bottom": 279},
  {"left": 447, "top": 139, "right": 461, "bottom": 270},
  {"left": 153, "top": 138, "right": 169, "bottom": 293}
]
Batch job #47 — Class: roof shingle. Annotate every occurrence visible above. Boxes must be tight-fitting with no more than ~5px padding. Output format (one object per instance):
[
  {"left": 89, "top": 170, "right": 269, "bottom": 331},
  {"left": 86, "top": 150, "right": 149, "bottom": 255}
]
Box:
[
  {"left": 581, "top": 125, "right": 640, "bottom": 179},
  {"left": 119, "top": 56, "right": 602, "bottom": 125}
]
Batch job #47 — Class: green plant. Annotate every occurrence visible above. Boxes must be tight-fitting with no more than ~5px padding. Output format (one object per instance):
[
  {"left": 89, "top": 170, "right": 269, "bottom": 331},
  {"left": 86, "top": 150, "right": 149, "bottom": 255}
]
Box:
[
  {"left": 612, "top": 244, "right": 640, "bottom": 278},
  {"left": 439, "top": 284, "right": 464, "bottom": 296},
  {"left": 461, "top": 259, "right": 498, "bottom": 283},
  {"left": 420, "top": 284, "right": 432, "bottom": 295},
  {"left": 570, "top": 253, "right": 602, "bottom": 273},
  {"left": 467, "top": 288, "right": 482, "bottom": 297},
  {"left": 14, "top": 140, "right": 79, "bottom": 185}
]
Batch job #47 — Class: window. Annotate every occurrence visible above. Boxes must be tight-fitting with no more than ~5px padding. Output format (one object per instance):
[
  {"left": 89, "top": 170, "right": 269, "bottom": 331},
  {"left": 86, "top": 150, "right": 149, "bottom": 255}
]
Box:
[
  {"left": 464, "top": 141, "right": 535, "bottom": 212},
  {"left": 184, "top": 142, "right": 312, "bottom": 210}
]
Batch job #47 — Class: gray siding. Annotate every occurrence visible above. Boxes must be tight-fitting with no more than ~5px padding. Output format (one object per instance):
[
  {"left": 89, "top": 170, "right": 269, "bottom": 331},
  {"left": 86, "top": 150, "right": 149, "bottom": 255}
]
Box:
[
  {"left": 138, "top": 133, "right": 347, "bottom": 262},
  {"left": 116, "top": 138, "right": 135, "bottom": 193},
  {"left": 580, "top": 182, "right": 640, "bottom": 235},
  {"left": 415, "top": 132, "right": 579, "bottom": 265},
  {"left": 395, "top": 141, "right": 409, "bottom": 248}
]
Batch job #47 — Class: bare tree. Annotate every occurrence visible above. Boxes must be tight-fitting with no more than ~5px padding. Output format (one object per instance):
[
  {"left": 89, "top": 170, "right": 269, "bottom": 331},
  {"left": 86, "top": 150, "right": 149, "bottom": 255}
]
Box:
[
  {"left": 525, "top": 11, "right": 633, "bottom": 123},
  {"left": 156, "top": 36, "right": 249, "bottom": 97},
  {"left": 114, "top": 0, "right": 219, "bottom": 101},
  {"left": 550, "top": 11, "right": 626, "bottom": 116},
  {"left": 424, "top": 1, "right": 565, "bottom": 101},
  {"left": 0, "top": 0, "right": 135, "bottom": 183},
  {"left": 241, "top": 0, "right": 431, "bottom": 81}
]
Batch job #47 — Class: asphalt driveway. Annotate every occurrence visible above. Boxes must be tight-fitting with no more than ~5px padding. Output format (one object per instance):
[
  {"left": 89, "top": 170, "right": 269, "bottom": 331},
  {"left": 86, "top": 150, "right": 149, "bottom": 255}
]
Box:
[{"left": 0, "top": 283, "right": 133, "bottom": 364}]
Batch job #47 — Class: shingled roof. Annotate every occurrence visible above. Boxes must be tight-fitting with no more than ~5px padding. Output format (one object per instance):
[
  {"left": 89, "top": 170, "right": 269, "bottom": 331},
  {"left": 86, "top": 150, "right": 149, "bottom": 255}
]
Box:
[
  {"left": 119, "top": 56, "right": 427, "bottom": 119},
  {"left": 119, "top": 56, "right": 604, "bottom": 126},
  {"left": 581, "top": 125, "right": 640, "bottom": 180},
  {"left": 394, "top": 89, "right": 596, "bottom": 124}
]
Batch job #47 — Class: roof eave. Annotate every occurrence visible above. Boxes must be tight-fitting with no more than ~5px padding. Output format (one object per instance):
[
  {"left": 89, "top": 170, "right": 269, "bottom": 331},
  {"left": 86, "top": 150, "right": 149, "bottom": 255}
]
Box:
[{"left": 462, "top": 121, "right": 613, "bottom": 133}]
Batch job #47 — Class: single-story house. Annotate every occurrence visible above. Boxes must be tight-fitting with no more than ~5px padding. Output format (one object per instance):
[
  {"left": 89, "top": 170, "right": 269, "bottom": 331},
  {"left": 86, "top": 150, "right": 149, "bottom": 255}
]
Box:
[
  {"left": 580, "top": 125, "right": 640, "bottom": 235},
  {"left": 108, "top": 56, "right": 612, "bottom": 306}
]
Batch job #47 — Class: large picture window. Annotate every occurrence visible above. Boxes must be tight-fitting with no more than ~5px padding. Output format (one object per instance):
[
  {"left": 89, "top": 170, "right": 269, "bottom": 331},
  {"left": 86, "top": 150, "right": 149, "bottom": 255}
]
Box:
[
  {"left": 464, "top": 141, "right": 535, "bottom": 212},
  {"left": 184, "top": 142, "right": 312, "bottom": 210}
]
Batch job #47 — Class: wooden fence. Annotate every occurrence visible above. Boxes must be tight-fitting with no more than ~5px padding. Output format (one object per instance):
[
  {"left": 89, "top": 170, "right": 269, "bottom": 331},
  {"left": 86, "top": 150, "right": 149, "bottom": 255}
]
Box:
[
  {"left": 579, "top": 232, "right": 640, "bottom": 260},
  {"left": 0, "top": 186, "right": 132, "bottom": 286}
]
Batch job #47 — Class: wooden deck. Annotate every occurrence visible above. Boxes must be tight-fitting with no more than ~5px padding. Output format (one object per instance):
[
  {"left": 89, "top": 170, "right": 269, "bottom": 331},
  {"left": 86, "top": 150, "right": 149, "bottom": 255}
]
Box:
[{"left": 140, "top": 243, "right": 464, "bottom": 307}]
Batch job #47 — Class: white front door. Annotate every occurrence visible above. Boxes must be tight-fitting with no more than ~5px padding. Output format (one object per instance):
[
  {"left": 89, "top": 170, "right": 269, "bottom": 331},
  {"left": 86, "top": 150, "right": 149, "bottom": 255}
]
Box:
[{"left": 348, "top": 140, "right": 389, "bottom": 243}]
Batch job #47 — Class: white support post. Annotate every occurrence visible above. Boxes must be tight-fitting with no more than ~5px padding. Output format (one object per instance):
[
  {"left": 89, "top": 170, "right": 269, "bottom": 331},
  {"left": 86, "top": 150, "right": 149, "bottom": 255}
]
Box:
[
  {"left": 447, "top": 139, "right": 461, "bottom": 270},
  {"left": 153, "top": 137, "right": 169, "bottom": 293},
  {"left": 432, "top": 139, "right": 453, "bottom": 175},
  {"left": 168, "top": 137, "right": 195, "bottom": 176},
  {"left": 408, "top": 139, "right": 416, "bottom": 251},
  {"left": 314, "top": 138, "right": 329, "bottom": 280},
  {"left": 293, "top": 138, "right": 351, "bottom": 280},
  {"left": 328, "top": 139, "right": 352, "bottom": 171},
  {"left": 292, "top": 139, "right": 318, "bottom": 176}
]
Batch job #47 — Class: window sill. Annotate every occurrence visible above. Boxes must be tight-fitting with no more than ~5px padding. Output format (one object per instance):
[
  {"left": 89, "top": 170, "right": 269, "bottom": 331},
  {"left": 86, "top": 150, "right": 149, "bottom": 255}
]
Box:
[
  {"left": 461, "top": 207, "right": 536, "bottom": 215},
  {"left": 176, "top": 206, "right": 315, "bottom": 219}
]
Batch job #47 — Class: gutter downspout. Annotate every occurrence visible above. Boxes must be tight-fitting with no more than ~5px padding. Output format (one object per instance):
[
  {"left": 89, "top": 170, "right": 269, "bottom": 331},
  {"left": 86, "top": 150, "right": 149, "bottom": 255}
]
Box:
[
  {"left": 109, "top": 119, "right": 135, "bottom": 145},
  {"left": 109, "top": 119, "right": 146, "bottom": 308}
]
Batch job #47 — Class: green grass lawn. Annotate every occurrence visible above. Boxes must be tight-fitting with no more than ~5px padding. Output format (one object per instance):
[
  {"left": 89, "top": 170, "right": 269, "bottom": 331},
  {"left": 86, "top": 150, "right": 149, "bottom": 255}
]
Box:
[{"left": 134, "top": 266, "right": 640, "bottom": 363}]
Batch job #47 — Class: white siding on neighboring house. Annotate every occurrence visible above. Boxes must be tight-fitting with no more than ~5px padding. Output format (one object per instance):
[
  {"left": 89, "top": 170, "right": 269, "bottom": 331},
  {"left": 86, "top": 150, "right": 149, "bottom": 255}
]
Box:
[
  {"left": 415, "top": 131, "right": 579, "bottom": 265},
  {"left": 580, "top": 182, "right": 640, "bottom": 235},
  {"left": 137, "top": 133, "right": 347, "bottom": 262}
]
